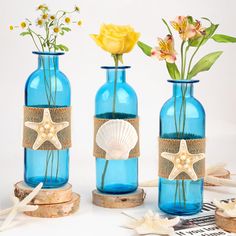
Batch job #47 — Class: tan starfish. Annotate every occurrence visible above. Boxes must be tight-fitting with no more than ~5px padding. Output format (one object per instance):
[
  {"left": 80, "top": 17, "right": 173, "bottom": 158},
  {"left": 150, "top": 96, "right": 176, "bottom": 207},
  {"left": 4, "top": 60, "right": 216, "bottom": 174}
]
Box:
[
  {"left": 25, "top": 108, "right": 69, "bottom": 150},
  {"left": 161, "top": 139, "right": 205, "bottom": 181}
]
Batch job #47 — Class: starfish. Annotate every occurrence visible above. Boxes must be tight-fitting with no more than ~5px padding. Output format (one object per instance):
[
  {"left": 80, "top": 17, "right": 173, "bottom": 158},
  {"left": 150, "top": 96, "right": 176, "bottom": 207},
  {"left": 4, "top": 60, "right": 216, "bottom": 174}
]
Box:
[
  {"left": 25, "top": 108, "right": 69, "bottom": 150},
  {"left": 0, "top": 183, "right": 42, "bottom": 231},
  {"left": 161, "top": 139, "right": 205, "bottom": 181},
  {"left": 123, "top": 210, "right": 180, "bottom": 235}
]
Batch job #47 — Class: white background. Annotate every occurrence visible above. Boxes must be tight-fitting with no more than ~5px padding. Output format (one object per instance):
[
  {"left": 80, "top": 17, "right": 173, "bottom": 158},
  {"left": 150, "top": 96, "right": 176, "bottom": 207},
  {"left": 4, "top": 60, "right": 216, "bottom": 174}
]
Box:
[{"left": 0, "top": 0, "right": 236, "bottom": 235}]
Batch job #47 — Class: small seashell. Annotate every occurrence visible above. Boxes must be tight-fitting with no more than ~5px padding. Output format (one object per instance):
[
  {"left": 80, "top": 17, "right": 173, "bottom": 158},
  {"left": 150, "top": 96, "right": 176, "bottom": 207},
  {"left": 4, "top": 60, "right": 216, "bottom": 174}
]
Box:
[
  {"left": 214, "top": 199, "right": 236, "bottom": 218},
  {"left": 206, "top": 163, "right": 227, "bottom": 176},
  {"left": 96, "top": 120, "right": 138, "bottom": 160}
]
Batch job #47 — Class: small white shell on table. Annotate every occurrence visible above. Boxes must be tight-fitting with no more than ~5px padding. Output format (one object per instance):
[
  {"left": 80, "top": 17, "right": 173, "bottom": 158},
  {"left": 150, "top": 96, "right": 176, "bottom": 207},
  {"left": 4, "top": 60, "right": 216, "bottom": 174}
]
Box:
[
  {"left": 214, "top": 199, "right": 236, "bottom": 217},
  {"left": 96, "top": 119, "right": 138, "bottom": 160}
]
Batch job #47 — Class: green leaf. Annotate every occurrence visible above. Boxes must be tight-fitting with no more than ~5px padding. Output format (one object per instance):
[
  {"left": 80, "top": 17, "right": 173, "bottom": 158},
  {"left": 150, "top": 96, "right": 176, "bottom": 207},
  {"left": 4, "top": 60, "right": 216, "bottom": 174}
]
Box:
[
  {"left": 137, "top": 41, "right": 152, "bottom": 57},
  {"left": 20, "top": 32, "right": 30, "bottom": 36},
  {"left": 62, "top": 27, "right": 71, "bottom": 32},
  {"left": 57, "top": 44, "right": 69, "bottom": 52},
  {"left": 187, "top": 16, "right": 194, "bottom": 24},
  {"left": 189, "top": 23, "right": 218, "bottom": 47},
  {"left": 188, "top": 51, "right": 223, "bottom": 79},
  {"left": 166, "top": 62, "right": 180, "bottom": 80},
  {"left": 212, "top": 34, "right": 236, "bottom": 43},
  {"left": 201, "top": 17, "right": 212, "bottom": 24}
]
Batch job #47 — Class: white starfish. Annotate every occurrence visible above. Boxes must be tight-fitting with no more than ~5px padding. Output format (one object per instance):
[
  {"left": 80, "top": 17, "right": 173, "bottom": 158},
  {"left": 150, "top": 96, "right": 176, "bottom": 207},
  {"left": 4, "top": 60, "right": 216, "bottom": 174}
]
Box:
[
  {"left": 214, "top": 199, "right": 236, "bottom": 218},
  {"left": 123, "top": 210, "right": 179, "bottom": 235},
  {"left": 161, "top": 139, "right": 205, "bottom": 181},
  {"left": 0, "top": 183, "right": 43, "bottom": 231},
  {"left": 25, "top": 108, "right": 69, "bottom": 150}
]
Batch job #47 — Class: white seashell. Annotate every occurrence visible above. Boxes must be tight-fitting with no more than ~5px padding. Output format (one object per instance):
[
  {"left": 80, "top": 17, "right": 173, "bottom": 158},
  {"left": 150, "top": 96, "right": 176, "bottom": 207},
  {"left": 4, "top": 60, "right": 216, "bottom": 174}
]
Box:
[
  {"left": 140, "top": 179, "right": 158, "bottom": 187},
  {"left": 206, "top": 163, "right": 227, "bottom": 175},
  {"left": 214, "top": 199, "right": 236, "bottom": 218},
  {"left": 205, "top": 176, "right": 236, "bottom": 187},
  {"left": 96, "top": 119, "right": 138, "bottom": 160}
]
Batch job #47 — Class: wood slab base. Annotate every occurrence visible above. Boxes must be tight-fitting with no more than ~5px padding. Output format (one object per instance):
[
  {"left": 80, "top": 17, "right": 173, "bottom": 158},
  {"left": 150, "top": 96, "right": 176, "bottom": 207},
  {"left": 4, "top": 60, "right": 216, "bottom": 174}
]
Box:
[
  {"left": 92, "top": 188, "right": 145, "bottom": 208},
  {"left": 14, "top": 181, "right": 73, "bottom": 204},
  {"left": 25, "top": 193, "right": 80, "bottom": 218},
  {"left": 215, "top": 209, "right": 236, "bottom": 233},
  {"left": 14, "top": 181, "right": 80, "bottom": 218},
  {"left": 204, "top": 169, "right": 230, "bottom": 186}
]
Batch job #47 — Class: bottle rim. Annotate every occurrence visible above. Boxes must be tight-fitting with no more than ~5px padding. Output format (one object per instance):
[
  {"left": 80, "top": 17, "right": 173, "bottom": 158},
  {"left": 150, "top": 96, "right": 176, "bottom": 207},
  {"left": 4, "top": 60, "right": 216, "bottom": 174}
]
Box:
[
  {"left": 32, "top": 51, "right": 65, "bottom": 56},
  {"left": 101, "top": 66, "right": 131, "bottom": 69},
  {"left": 168, "top": 79, "right": 199, "bottom": 84}
]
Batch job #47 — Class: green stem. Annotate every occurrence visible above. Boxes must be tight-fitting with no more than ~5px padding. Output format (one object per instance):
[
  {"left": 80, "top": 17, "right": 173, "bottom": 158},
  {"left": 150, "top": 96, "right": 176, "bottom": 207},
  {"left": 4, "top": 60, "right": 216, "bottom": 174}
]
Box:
[
  {"left": 51, "top": 151, "right": 54, "bottom": 182},
  {"left": 40, "top": 57, "right": 51, "bottom": 105},
  {"left": 101, "top": 54, "right": 119, "bottom": 190},
  {"left": 182, "top": 45, "right": 189, "bottom": 80},
  {"left": 186, "top": 37, "right": 205, "bottom": 79},
  {"left": 28, "top": 30, "right": 41, "bottom": 51},
  {"left": 174, "top": 179, "right": 179, "bottom": 207},
  {"left": 56, "top": 151, "right": 60, "bottom": 180},
  {"left": 174, "top": 96, "right": 179, "bottom": 137},
  {"left": 182, "top": 179, "right": 186, "bottom": 208},
  {"left": 44, "top": 150, "right": 52, "bottom": 184},
  {"left": 178, "top": 180, "right": 181, "bottom": 205},
  {"left": 112, "top": 55, "right": 119, "bottom": 116},
  {"left": 180, "top": 41, "right": 185, "bottom": 79},
  {"left": 101, "top": 160, "right": 109, "bottom": 190},
  {"left": 53, "top": 37, "right": 58, "bottom": 106}
]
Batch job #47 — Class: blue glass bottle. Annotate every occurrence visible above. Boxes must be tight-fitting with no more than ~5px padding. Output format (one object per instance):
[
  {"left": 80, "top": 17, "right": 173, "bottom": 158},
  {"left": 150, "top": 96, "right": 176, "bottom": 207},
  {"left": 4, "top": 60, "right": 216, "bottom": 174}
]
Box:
[
  {"left": 159, "top": 80, "right": 205, "bottom": 215},
  {"left": 24, "top": 52, "right": 71, "bottom": 188},
  {"left": 95, "top": 66, "right": 138, "bottom": 194}
]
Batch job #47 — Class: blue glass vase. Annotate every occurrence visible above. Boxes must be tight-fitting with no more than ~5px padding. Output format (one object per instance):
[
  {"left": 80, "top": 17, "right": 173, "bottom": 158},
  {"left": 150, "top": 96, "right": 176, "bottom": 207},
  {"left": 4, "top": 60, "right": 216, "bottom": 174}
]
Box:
[
  {"left": 24, "top": 52, "right": 71, "bottom": 188},
  {"left": 159, "top": 80, "right": 205, "bottom": 215},
  {"left": 95, "top": 66, "right": 138, "bottom": 194}
]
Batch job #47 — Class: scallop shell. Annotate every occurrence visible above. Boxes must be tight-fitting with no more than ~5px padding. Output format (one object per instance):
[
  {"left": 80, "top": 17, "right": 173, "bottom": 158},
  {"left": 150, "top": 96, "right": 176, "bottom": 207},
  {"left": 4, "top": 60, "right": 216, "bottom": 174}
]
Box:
[{"left": 96, "top": 119, "right": 138, "bottom": 160}]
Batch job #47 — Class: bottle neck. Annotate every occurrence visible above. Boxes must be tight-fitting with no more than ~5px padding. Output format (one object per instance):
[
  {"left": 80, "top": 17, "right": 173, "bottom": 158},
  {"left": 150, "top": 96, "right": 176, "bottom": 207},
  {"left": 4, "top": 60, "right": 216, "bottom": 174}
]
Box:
[
  {"left": 38, "top": 55, "right": 59, "bottom": 70},
  {"left": 173, "top": 83, "right": 193, "bottom": 97},
  {"left": 106, "top": 68, "right": 126, "bottom": 83}
]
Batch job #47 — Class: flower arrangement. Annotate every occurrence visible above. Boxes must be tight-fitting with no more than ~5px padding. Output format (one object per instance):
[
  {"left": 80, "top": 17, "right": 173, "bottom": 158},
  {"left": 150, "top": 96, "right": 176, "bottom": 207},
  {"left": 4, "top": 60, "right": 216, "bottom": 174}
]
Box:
[
  {"left": 138, "top": 16, "right": 236, "bottom": 211},
  {"left": 10, "top": 4, "right": 82, "bottom": 52},
  {"left": 138, "top": 16, "right": 236, "bottom": 80},
  {"left": 91, "top": 24, "right": 140, "bottom": 190},
  {"left": 11, "top": 4, "right": 82, "bottom": 187}
]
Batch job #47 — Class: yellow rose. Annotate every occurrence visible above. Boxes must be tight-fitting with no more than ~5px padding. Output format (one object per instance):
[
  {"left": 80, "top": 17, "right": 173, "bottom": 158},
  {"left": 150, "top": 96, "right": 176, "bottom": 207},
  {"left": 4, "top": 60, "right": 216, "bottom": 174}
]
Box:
[{"left": 90, "top": 24, "right": 140, "bottom": 55}]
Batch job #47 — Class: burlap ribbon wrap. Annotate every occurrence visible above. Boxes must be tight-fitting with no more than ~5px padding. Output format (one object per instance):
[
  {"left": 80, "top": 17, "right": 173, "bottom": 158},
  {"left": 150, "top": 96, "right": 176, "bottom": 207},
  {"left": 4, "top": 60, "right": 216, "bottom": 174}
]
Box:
[
  {"left": 23, "top": 106, "right": 71, "bottom": 150},
  {"left": 159, "top": 138, "right": 205, "bottom": 180},
  {"left": 93, "top": 117, "right": 140, "bottom": 158}
]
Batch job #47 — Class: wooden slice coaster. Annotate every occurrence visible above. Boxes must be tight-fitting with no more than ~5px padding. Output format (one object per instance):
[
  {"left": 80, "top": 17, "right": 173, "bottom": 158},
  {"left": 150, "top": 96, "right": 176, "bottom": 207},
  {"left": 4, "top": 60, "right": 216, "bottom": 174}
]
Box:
[
  {"left": 215, "top": 209, "right": 236, "bottom": 233},
  {"left": 14, "top": 181, "right": 73, "bottom": 205},
  {"left": 25, "top": 193, "right": 80, "bottom": 218},
  {"left": 204, "top": 169, "right": 230, "bottom": 186},
  {"left": 92, "top": 188, "right": 145, "bottom": 208}
]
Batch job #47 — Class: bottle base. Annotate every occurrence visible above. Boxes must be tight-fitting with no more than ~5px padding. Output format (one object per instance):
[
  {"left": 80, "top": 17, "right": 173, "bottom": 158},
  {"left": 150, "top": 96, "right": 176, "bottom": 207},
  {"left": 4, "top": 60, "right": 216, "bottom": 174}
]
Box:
[
  {"left": 25, "top": 176, "right": 68, "bottom": 189},
  {"left": 159, "top": 202, "right": 202, "bottom": 216},
  {"left": 97, "top": 184, "right": 137, "bottom": 194}
]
